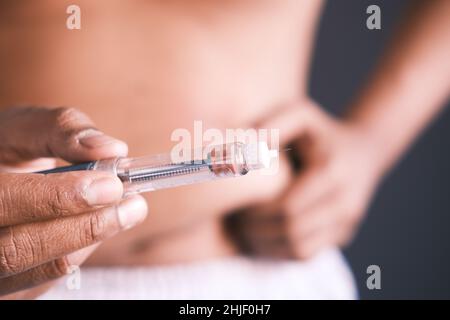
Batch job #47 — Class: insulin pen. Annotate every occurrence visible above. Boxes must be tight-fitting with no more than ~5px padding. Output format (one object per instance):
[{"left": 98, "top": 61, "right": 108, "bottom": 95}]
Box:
[{"left": 37, "top": 142, "right": 277, "bottom": 196}]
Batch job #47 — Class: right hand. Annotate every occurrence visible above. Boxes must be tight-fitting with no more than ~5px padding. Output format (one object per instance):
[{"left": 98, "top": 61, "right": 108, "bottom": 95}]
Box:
[{"left": 0, "top": 106, "right": 148, "bottom": 298}]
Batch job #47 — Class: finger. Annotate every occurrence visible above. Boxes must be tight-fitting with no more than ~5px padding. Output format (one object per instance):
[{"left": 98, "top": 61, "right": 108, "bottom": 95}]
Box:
[
  {"left": 242, "top": 217, "right": 285, "bottom": 243},
  {"left": 242, "top": 230, "right": 287, "bottom": 256},
  {"left": 335, "top": 222, "right": 357, "bottom": 248},
  {"left": 334, "top": 211, "right": 362, "bottom": 247},
  {"left": 287, "top": 190, "right": 341, "bottom": 240},
  {"left": 0, "top": 195, "right": 148, "bottom": 277},
  {"left": 253, "top": 206, "right": 340, "bottom": 260},
  {"left": 236, "top": 205, "right": 285, "bottom": 241},
  {"left": 228, "top": 211, "right": 288, "bottom": 258},
  {"left": 0, "top": 245, "right": 98, "bottom": 296},
  {"left": 252, "top": 208, "right": 338, "bottom": 260},
  {"left": 243, "top": 223, "right": 293, "bottom": 259},
  {"left": 0, "top": 283, "right": 54, "bottom": 300},
  {"left": 253, "top": 198, "right": 339, "bottom": 259},
  {"left": 225, "top": 204, "right": 289, "bottom": 255},
  {"left": 255, "top": 100, "right": 328, "bottom": 147},
  {"left": 297, "top": 226, "right": 344, "bottom": 259},
  {"left": 0, "top": 106, "right": 128, "bottom": 164},
  {"left": 0, "top": 171, "right": 124, "bottom": 226},
  {"left": 300, "top": 192, "right": 363, "bottom": 248},
  {"left": 282, "top": 167, "right": 334, "bottom": 218},
  {"left": 289, "top": 199, "right": 358, "bottom": 258},
  {"left": 293, "top": 224, "right": 343, "bottom": 260},
  {"left": 251, "top": 238, "right": 292, "bottom": 258}
]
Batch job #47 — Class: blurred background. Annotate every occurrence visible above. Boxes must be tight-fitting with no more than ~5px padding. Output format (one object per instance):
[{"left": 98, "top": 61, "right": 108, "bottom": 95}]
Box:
[{"left": 311, "top": 0, "right": 450, "bottom": 299}]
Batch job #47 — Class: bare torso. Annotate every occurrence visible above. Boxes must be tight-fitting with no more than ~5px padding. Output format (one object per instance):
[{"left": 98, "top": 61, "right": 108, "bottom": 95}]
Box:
[{"left": 0, "top": 0, "right": 323, "bottom": 265}]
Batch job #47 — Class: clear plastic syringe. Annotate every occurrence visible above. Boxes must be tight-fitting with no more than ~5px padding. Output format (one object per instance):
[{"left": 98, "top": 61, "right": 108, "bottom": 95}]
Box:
[{"left": 37, "top": 142, "right": 277, "bottom": 196}]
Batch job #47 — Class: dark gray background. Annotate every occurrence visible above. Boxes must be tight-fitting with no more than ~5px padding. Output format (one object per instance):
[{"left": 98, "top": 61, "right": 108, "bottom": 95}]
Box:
[{"left": 309, "top": 0, "right": 450, "bottom": 299}]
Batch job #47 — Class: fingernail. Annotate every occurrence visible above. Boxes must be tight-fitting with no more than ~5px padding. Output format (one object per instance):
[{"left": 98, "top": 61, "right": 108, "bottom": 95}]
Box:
[
  {"left": 117, "top": 196, "right": 148, "bottom": 229},
  {"left": 84, "top": 176, "right": 123, "bottom": 206},
  {"left": 78, "top": 129, "right": 122, "bottom": 148}
]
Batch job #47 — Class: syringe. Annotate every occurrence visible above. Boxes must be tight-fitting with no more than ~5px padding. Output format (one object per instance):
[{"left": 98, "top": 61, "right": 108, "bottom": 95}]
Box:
[{"left": 37, "top": 142, "right": 277, "bottom": 196}]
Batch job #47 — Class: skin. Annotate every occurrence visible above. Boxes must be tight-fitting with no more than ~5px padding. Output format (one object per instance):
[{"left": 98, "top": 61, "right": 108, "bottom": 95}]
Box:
[
  {"left": 0, "top": 107, "right": 148, "bottom": 298},
  {"left": 0, "top": 0, "right": 449, "bottom": 298},
  {"left": 228, "top": 0, "right": 450, "bottom": 258}
]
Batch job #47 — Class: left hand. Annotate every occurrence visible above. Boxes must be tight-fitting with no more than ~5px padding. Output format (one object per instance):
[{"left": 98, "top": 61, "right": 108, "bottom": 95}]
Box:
[{"left": 227, "top": 100, "right": 385, "bottom": 260}]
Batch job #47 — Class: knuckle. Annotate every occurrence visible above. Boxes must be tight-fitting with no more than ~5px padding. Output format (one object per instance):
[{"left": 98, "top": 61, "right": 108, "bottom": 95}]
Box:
[
  {"left": 6, "top": 173, "right": 82, "bottom": 221},
  {"left": 28, "top": 177, "right": 56, "bottom": 219},
  {"left": 1, "top": 175, "right": 47, "bottom": 223},
  {"left": 52, "top": 107, "right": 81, "bottom": 127},
  {"left": 42, "top": 257, "right": 71, "bottom": 279},
  {"left": 50, "top": 107, "right": 92, "bottom": 138},
  {"left": 0, "top": 183, "right": 15, "bottom": 226},
  {"left": 0, "top": 242, "right": 18, "bottom": 276},
  {"left": 0, "top": 228, "right": 33, "bottom": 276},
  {"left": 84, "top": 212, "right": 107, "bottom": 244},
  {"left": 53, "top": 189, "right": 72, "bottom": 216},
  {"left": 48, "top": 182, "right": 79, "bottom": 217},
  {"left": 43, "top": 173, "right": 89, "bottom": 217}
]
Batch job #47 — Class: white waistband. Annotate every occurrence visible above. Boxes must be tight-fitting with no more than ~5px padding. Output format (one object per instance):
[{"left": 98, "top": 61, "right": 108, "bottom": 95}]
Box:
[{"left": 39, "top": 248, "right": 357, "bottom": 300}]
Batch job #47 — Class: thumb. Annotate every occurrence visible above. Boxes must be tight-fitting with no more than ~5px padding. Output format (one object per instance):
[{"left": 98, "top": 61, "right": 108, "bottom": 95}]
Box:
[{"left": 0, "top": 106, "right": 128, "bottom": 164}]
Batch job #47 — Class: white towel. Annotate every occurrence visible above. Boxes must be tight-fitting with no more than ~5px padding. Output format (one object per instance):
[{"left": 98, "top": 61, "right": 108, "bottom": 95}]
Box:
[{"left": 39, "top": 248, "right": 357, "bottom": 300}]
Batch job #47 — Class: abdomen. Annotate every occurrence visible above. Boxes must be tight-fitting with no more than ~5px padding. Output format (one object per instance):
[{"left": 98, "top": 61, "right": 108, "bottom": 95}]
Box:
[{"left": 0, "top": 0, "right": 323, "bottom": 265}]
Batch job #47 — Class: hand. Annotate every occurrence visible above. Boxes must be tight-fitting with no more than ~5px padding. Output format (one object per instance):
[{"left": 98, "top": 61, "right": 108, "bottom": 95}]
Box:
[
  {"left": 0, "top": 106, "right": 148, "bottom": 298},
  {"left": 227, "top": 101, "right": 384, "bottom": 260}
]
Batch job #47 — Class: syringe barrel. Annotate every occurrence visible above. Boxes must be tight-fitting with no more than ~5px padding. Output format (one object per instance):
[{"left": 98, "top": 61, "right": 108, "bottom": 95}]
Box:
[{"left": 101, "top": 142, "right": 256, "bottom": 196}]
